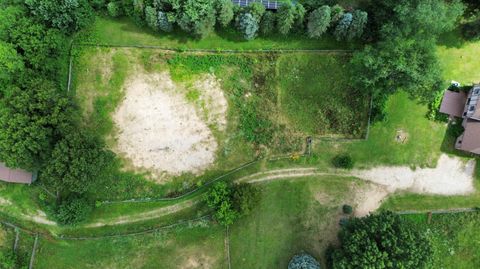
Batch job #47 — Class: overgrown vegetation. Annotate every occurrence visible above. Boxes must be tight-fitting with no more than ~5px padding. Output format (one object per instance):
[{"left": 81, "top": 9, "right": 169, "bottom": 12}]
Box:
[{"left": 330, "top": 211, "right": 434, "bottom": 269}]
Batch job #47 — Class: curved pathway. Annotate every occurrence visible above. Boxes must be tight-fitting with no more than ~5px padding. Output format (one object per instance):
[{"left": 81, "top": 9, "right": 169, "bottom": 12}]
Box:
[{"left": 2, "top": 154, "right": 475, "bottom": 228}]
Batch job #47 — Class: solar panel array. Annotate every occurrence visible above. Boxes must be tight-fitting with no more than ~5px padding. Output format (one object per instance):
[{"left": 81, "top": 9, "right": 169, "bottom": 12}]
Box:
[{"left": 232, "top": 0, "right": 281, "bottom": 10}]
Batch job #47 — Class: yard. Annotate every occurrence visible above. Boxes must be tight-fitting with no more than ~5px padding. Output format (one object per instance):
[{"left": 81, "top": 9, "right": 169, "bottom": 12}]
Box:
[
  {"left": 34, "top": 224, "right": 226, "bottom": 269},
  {"left": 402, "top": 211, "right": 480, "bottom": 268}
]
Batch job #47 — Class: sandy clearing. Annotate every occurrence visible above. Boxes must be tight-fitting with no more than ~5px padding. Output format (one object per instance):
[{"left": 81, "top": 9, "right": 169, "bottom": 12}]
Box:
[
  {"left": 86, "top": 199, "right": 200, "bottom": 228},
  {"left": 193, "top": 74, "right": 228, "bottom": 131},
  {"left": 113, "top": 72, "right": 221, "bottom": 177},
  {"left": 353, "top": 154, "right": 475, "bottom": 195},
  {"left": 353, "top": 184, "right": 390, "bottom": 217}
]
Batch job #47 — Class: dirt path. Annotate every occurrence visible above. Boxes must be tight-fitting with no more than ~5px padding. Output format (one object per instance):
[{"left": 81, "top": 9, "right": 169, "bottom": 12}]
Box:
[
  {"left": 86, "top": 198, "right": 200, "bottom": 227},
  {"left": 4, "top": 154, "right": 476, "bottom": 227}
]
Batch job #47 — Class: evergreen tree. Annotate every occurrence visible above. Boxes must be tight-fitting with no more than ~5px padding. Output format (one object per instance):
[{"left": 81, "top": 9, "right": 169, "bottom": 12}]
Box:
[
  {"left": 334, "top": 13, "right": 352, "bottom": 41},
  {"left": 260, "top": 11, "right": 275, "bottom": 35},
  {"left": 307, "top": 5, "right": 331, "bottom": 39},
  {"left": 277, "top": 2, "right": 296, "bottom": 35},
  {"left": 237, "top": 12, "right": 259, "bottom": 40},
  {"left": 216, "top": 0, "right": 234, "bottom": 27}
]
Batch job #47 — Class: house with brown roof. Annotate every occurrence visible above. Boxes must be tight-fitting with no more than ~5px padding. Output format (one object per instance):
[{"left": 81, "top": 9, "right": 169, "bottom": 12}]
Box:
[
  {"left": 0, "top": 162, "right": 37, "bottom": 184},
  {"left": 440, "top": 85, "right": 480, "bottom": 154}
]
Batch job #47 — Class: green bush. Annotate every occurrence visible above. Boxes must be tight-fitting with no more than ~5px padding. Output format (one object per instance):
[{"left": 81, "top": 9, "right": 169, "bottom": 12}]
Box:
[
  {"left": 0, "top": 250, "right": 16, "bottom": 269},
  {"left": 427, "top": 89, "right": 448, "bottom": 122},
  {"left": 54, "top": 197, "right": 93, "bottom": 225},
  {"left": 107, "top": 2, "right": 121, "bottom": 18},
  {"left": 332, "top": 154, "right": 354, "bottom": 169},
  {"left": 232, "top": 183, "right": 261, "bottom": 216},
  {"left": 342, "top": 204, "right": 353, "bottom": 214}
]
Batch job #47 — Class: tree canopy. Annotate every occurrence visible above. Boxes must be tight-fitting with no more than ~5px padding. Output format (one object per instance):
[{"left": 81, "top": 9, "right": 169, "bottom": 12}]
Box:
[
  {"left": 42, "top": 131, "right": 114, "bottom": 195},
  {"left": 0, "top": 76, "right": 72, "bottom": 170},
  {"left": 331, "top": 211, "right": 433, "bottom": 269},
  {"left": 307, "top": 6, "right": 331, "bottom": 39}
]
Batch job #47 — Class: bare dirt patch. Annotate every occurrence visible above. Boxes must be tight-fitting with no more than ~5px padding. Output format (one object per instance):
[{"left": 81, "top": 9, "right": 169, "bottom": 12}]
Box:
[
  {"left": 181, "top": 254, "right": 215, "bottom": 269},
  {"left": 353, "top": 154, "right": 475, "bottom": 195},
  {"left": 113, "top": 72, "right": 226, "bottom": 178},
  {"left": 192, "top": 74, "right": 228, "bottom": 131},
  {"left": 353, "top": 183, "right": 390, "bottom": 217}
]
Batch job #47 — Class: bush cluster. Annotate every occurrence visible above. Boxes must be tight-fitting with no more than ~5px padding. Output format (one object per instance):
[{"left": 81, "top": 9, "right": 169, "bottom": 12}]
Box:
[
  {"left": 204, "top": 182, "right": 261, "bottom": 226},
  {"left": 332, "top": 154, "right": 354, "bottom": 169}
]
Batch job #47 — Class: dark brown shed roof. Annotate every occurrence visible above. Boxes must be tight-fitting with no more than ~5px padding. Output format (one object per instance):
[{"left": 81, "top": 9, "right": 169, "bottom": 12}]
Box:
[
  {"left": 457, "top": 120, "right": 480, "bottom": 154},
  {"left": 0, "top": 163, "right": 34, "bottom": 184},
  {"left": 440, "top": 90, "right": 467, "bottom": 118}
]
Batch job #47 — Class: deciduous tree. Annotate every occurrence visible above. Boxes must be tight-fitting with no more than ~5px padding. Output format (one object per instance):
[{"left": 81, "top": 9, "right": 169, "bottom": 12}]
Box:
[
  {"left": 0, "top": 77, "right": 72, "bottom": 170},
  {"left": 216, "top": 0, "right": 234, "bottom": 27},
  {"left": 277, "top": 2, "right": 296, "bottom": 35},
  {"left": 42, "top": 130, "right": 114, "bottom": 195},
  {"left": 331, "top": 211, "right": 433, "bottom": 269}
]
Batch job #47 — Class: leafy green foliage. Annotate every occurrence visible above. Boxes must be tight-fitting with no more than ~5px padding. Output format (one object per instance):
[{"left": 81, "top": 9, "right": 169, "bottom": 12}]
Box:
[
  {"left": 42, "top": 131, "right": 114, "bottom": 195},
  {"left": 205, "top": 182, "right": 262, "bottom": 226},
  {"left": 351, "top": 0, "right": 464, "bottom": 119},
  {"left": 342, "top": 204, "right": 353, "bottom": 214},
  {"left": 0, "top": 250, "right": 15, "bottom": 269},
  {"left": 331, "top": 211, "right": 434, "bottom": 269},
  {"left": 260, "top": 11, "right": 275, "bottom": 35},
  {"left": 288, "top": 253, "right": 321, "bottom": 269},
  {"left": 427, "top": 89, "right": 449, "bottom": 122},
  {"left": 204, "top": 182, "right": 237, "bottom": 226},
  {"left": 0, "top": 7, "right": 65, "bottom": 74},
  {"left": 216, "top": 0, "right": 234, "bottom": 28},
  {"left": 232, "top": 183, "right": 261, "bottom": 216},
  {"left": 0, "top": 41, "right": 23, "bottom": 83},
  {"left": 145, "top": 6, "right": 159, "bottom": 30},
  {"left": 24, "top": 0, "right": 94, "bottom": 34},
  {"left": 307, "top": 6, "right": 331, "bottom": 39},
  {"left": 54, "top": 196, "right": 93, "bottom": 225},
  {"left": 277, "top": 3, "right": 297, "bottom": 35},
  {"left": 176, "top": 0, "right": 216, "bottom": 38},
  {"left": 330, "top": 4, "right": 344, "bottom": 24},
  {"left": 246, "top": 2, "right": 265, "bottom": 23},
  {"left": 331, "top": 154, "right": 354, "bottom": 169},
  {"left": 237, "top": 13, "right": 259, "bottom": 40},
  {"left": 107, "top": 2, "right": 122, "bottom": 18},
  {"left": 0, "top": 77, "right": 72, "bottom": 170}
]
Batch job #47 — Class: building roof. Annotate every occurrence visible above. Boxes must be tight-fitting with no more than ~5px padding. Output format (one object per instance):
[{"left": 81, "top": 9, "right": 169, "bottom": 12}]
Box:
[
  {"left": 232, "top": 0, "right": 282, "bottom": 10},
  {"left": 457, "top": 120, "right": 480, "bottom": 154},
  {"left": 440, "top": 90, "right": 467, "bottom": 118},
  {"left": 0, "top": 163, "right": 35, "bottom": 184}
]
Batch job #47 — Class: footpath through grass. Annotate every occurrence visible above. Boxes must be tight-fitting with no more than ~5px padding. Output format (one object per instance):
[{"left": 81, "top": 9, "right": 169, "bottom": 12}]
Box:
[
  {"left": 402, "top": 211, "right": 480, "bottom": 268},
  {"left": 85, "top": 16, "right": 357, "bottom": 50}
]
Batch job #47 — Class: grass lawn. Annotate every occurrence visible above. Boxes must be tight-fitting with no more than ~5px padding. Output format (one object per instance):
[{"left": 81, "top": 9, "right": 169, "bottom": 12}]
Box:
[
  {"left": 437, "top": 36, "right": 480, "bottom": 85},
  {"left": 0, "top": 224, "right": 35, "bottom": 268},
  {"left": 402, "top": 211, "right": 480, "bottom": 268},
  {"left": 85, "top": 16, "right": 357, "bottom": 50},
  {"left": 34, "top": 224, "right": 226, "bottom": 269},
  {"left": 230, "top": 176, "right": 361, "bottom": 269},
  {"left": 277, "top": 53, "right": 369, "bottom": 137}
]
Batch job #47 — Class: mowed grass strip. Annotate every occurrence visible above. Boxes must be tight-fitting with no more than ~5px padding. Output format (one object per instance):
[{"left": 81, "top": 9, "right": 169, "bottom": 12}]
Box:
[
  {"left": 87, "top": 16, "right": 356, "bottom": 50},
  {"left": 34, "top": 225, "right": 226, "bottom": 269},
  {"left": 277, "top": 53, "right": 369, "bottom": 137}
]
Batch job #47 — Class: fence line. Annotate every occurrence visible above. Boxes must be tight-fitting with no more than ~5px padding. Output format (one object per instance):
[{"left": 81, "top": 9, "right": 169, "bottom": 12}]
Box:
[
  {"left": 13, "top": 229, "right": 19, "bottom": 251},
  {"left": 28, "top": 235, "right": 39, "bottom": 269},
  {"left": 75, "top": 43, "right": 354, "bottom": 54},
  {"left": 0, "top": 215, "right": 212, "bottom": 241},
  {"left": 225, "top": 226, "right": 232, "bottom": 269}
]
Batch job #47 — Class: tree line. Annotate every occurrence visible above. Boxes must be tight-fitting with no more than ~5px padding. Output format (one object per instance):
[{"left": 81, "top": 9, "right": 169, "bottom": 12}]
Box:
[
  {"left": 0, "top": 0, "right": 111, "bottom": 225},
  {"left": 101, "top": 0, "right": 368, "bottom": 41}
]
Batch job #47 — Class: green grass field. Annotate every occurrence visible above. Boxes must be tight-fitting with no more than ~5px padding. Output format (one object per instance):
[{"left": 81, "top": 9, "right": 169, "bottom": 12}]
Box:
[
  {"left": 402, "top": 211, "right": 480, "bottom": 268},
  {"left": 230, "top": 176, "right": 362, "bottom": 269},
  {"left": 277, "top": 53, "right": 369, "bottom": 137},
  {"left": 34, "top": 224, "right": 226, "bottom": 269},
  {"left": 84, "top": 16, "right": 357, "bottom": 50}
]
